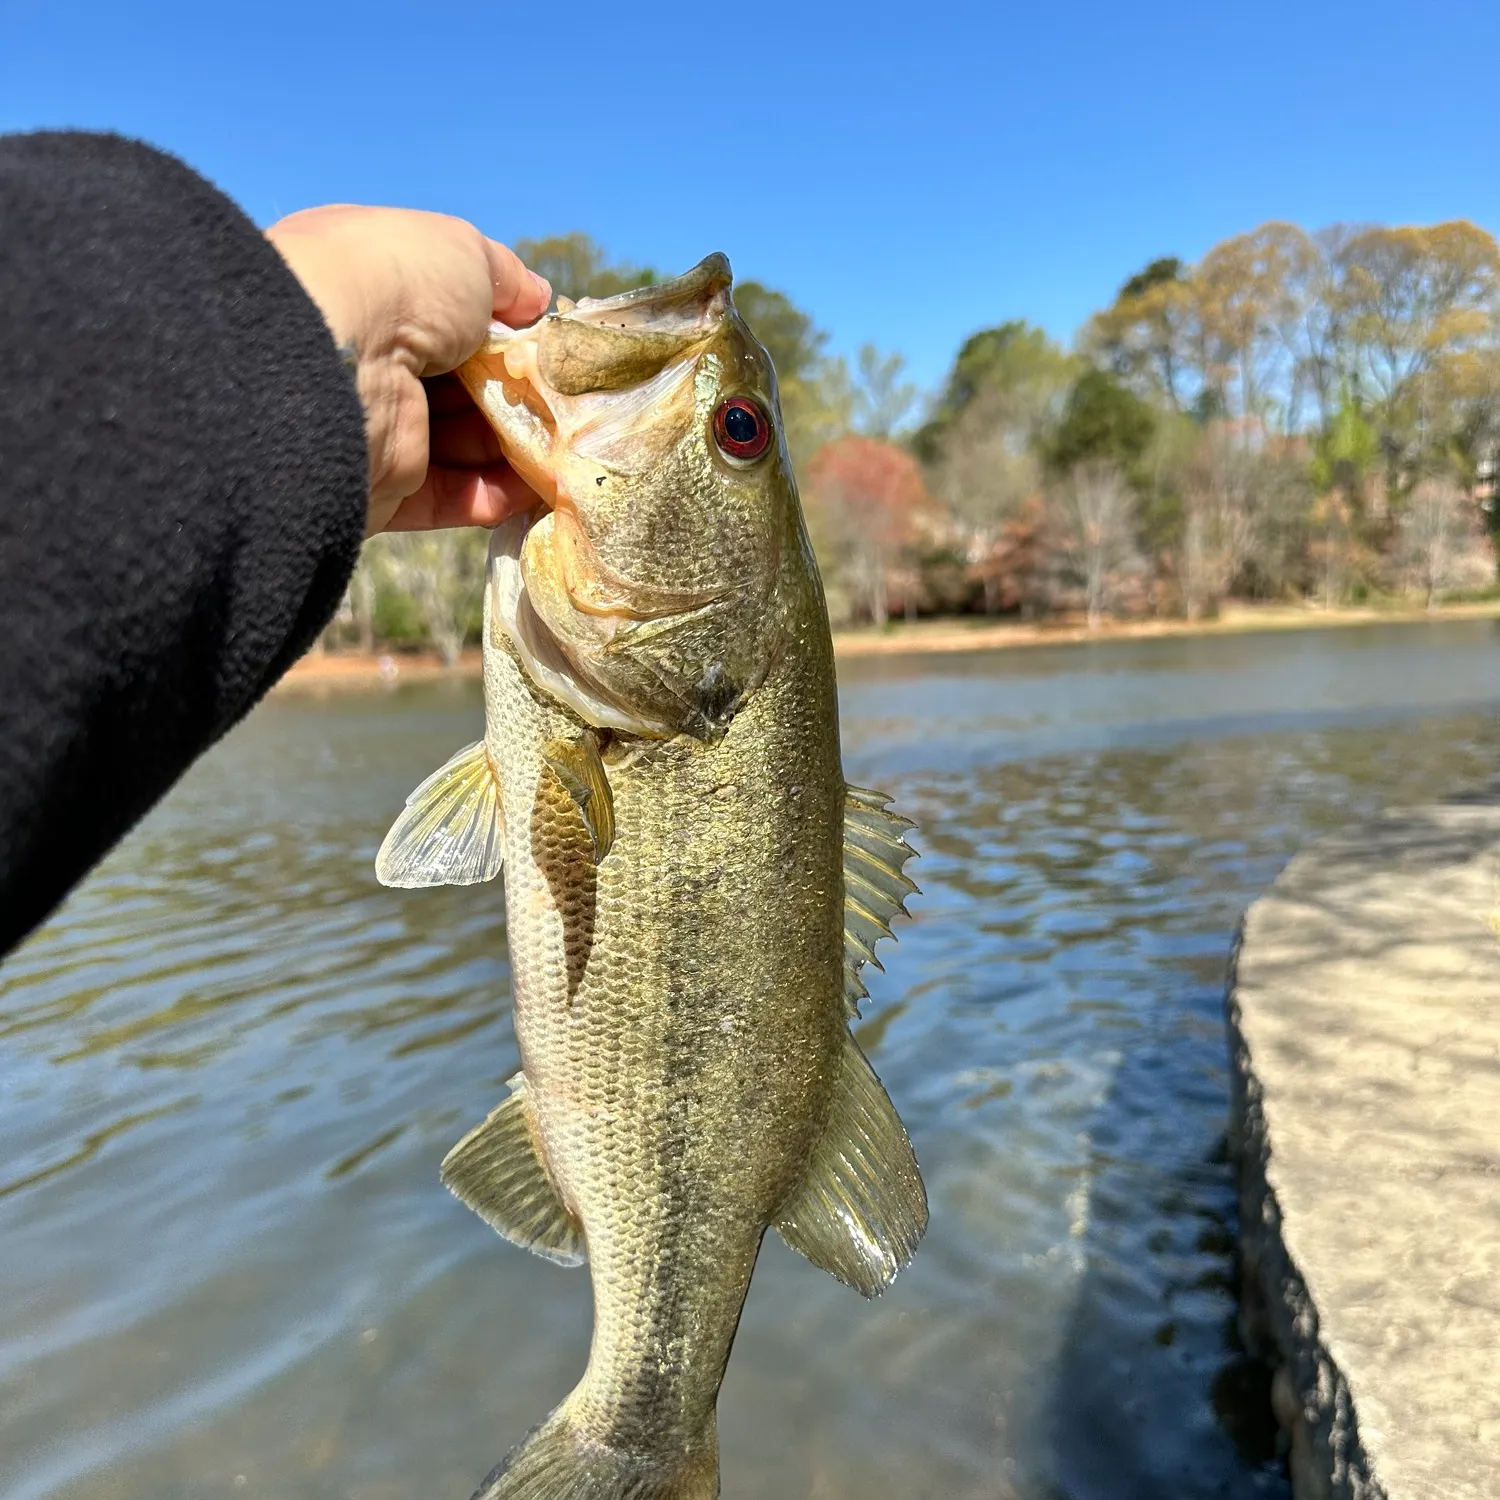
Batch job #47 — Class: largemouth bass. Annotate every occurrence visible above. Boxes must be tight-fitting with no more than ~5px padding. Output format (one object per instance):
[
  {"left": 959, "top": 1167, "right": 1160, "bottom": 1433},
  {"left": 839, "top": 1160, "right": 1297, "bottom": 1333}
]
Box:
[{"left": 375, "top": 254, "right": 925, "bottom": 1500}]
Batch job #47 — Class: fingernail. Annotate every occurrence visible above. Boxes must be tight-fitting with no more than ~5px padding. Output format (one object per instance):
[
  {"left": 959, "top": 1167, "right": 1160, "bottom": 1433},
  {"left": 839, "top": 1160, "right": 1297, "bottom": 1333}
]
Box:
[{"left": 529, "top": 270, "right": 552, "bottom": 303}]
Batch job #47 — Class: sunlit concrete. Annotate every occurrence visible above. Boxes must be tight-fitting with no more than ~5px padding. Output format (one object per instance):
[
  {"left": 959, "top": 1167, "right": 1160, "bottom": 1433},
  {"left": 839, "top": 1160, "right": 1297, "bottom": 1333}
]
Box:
[{"left": 1228, "top": 803, "right": 1500, "bottom": 1500}]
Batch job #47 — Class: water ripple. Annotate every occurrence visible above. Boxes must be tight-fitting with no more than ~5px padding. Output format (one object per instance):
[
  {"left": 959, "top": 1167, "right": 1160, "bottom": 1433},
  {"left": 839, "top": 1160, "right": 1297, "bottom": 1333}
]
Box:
[{"left": 2, "top": 625, "right": 1498, "bottom": 1498}]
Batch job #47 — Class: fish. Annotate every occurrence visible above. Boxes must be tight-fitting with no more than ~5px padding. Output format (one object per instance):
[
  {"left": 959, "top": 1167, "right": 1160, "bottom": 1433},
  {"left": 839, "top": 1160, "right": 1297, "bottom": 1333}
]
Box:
[{"left": 374, "top": 253, "right": 925, "bottom": 1500}]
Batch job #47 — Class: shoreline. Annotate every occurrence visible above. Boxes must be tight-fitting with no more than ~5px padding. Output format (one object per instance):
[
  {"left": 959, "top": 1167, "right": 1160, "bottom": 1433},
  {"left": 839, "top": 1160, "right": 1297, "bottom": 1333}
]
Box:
[{"left": 274, "top": 599, "right": 1500, "bottom": 691}]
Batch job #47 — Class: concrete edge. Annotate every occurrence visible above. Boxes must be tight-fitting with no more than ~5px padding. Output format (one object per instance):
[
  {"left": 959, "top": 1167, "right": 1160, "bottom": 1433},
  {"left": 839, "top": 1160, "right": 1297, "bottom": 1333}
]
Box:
[{"left": 1225, "top": 923, "right": 1388, "bottom": 1500}]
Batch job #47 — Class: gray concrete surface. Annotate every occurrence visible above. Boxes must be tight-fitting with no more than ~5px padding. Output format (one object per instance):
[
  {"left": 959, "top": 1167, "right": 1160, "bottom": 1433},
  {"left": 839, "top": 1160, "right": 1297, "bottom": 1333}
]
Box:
[{"left": 1227, "top": 804, "right": 1500, "bottom": 1500}]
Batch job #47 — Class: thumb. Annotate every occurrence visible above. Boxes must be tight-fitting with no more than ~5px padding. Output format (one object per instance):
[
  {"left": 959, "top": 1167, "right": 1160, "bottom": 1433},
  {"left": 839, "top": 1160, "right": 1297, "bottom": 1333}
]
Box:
[{"left": 486, "top": 237, "right": 551, "bottom": 325}]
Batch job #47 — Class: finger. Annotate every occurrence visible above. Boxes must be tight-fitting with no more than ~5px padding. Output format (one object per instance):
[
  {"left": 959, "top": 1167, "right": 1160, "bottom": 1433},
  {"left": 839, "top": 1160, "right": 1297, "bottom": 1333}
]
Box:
[
  {"left": 485, "top": 237, "right": 551, "bottom": 325},
  {"left": 430, "top": 407, "right": 507, "bottom": 468},
  {"left": 409, "top": 220, "right": 498, "bottom": 376},
  {"left": 424, "top": 372, "right": 482, "bottom": 414},
  {"left": 381, "top": 464, "right": 543, "bottom": 533},
  {"left": 425, "top": 373, "right": 505, "bottom": 466}
]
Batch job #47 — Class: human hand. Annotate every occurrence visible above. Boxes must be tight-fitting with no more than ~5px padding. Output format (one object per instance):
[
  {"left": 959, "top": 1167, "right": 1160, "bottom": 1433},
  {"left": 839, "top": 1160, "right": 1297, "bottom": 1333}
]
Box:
[{"left": 265, "top": 205, "right": 551, "bottom": 536}]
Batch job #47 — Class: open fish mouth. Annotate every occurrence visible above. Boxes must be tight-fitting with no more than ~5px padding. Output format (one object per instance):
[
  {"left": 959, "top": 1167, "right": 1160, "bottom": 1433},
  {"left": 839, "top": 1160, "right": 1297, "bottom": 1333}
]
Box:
[
  {"left": 462, "top": 254, "right": 734, "bottom": 512},
  {"left": 465, "top": 255, "right": 746, "bottom": 742}
]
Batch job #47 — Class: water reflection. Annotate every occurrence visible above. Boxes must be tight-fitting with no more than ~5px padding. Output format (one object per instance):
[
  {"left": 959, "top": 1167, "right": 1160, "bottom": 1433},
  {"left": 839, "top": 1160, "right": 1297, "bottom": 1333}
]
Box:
[{"left": 2, "top": 622, "right": 1497, "bottom": 1499}]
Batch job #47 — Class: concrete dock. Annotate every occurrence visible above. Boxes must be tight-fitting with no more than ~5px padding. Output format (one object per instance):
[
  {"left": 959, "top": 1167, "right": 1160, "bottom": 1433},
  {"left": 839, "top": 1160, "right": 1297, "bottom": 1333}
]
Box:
[{"left": 1227, "top": 804, "right": 1500, "bottom": 1500}]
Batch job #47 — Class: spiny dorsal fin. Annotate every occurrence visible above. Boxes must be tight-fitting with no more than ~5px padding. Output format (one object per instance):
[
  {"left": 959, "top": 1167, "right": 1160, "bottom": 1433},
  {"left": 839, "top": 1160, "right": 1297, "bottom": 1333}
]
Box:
[
  {"left": 540, "top": 734, "right": 615, "bottom": 863},
  {"left": 843, "top": 784, "right": 919, "bottom": 1016},
  {"left": 775, "top": 1030, "right": 928, "bottom": 1296},
  {"left": 440, "top": 1076, "right": 585, "bottom": 1267},
  {"left": 375, "top": 739, "right": 505, "bottom": 888}
]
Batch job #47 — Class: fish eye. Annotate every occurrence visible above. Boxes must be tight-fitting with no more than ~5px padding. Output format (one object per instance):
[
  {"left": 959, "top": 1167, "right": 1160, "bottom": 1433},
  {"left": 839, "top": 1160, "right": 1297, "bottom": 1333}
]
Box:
[{"left": 712, "top": 397, "right": 772, "bottom": 462}]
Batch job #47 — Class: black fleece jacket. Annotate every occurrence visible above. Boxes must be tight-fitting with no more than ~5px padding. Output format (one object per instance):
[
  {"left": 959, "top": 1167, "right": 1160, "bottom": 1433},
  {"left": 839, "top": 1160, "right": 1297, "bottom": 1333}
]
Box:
[{"left": 0, "top": 132, "right": 369, "bottom": 953}]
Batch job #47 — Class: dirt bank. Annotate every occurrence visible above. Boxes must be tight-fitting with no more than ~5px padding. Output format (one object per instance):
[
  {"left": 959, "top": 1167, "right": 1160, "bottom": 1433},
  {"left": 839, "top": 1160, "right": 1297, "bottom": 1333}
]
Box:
[{"left": 274, "top": 599, "right": 1500, "bottom": 691}]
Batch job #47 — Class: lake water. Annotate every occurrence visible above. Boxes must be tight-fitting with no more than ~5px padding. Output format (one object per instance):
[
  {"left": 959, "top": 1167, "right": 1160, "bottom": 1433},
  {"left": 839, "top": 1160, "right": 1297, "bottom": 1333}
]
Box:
[{"left": 4, "top": 620, "right": 1499, "bottom": 1500}]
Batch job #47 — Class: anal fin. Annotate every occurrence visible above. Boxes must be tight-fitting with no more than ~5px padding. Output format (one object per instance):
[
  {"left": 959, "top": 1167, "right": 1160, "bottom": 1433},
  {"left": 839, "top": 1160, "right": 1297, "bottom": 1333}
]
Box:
[
  {"left": 375, "top": 739, "right": 505, "bottom": 888},
  {"left": 441, "top": 1076, "right": 585, "bottom": 1267},
  {"left": 775, "top": 1030, "right": 927, "bottom": 1296}
]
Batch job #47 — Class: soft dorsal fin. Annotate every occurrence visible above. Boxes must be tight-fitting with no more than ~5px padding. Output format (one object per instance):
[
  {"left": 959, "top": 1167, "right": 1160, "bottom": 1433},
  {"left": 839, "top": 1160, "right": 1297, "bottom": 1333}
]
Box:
[
  {"left": 843, "top": 785, "right": 919, "bottom": 1016},
  {"left": 440, "top": 1075, "right": 585, "bottom": 1267},
  {"left": 775, "top": 1029, "right": 928, "bottom": 1296},
  {"left": 375, "top": 739, "right": 505, "bottom": 888}
]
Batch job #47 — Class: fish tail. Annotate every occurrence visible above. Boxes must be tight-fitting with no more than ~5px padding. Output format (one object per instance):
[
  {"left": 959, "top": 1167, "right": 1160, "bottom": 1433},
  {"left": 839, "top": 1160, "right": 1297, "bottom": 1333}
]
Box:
[{"left": 473, "top": 1402, "right": 718, "bottom": 1500}]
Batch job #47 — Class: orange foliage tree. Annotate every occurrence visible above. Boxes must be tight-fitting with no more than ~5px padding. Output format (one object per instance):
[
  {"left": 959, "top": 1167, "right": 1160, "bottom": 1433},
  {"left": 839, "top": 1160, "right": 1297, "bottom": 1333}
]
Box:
[{"left": 804, "top": 437, "right": 939, "bottom": 625}]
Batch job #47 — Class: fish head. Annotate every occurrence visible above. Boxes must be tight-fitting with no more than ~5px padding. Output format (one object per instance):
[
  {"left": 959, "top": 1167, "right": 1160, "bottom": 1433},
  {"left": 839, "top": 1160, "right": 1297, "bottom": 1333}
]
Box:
[{"left": 459, "top": 254, "right": 809, "bottom": 742}]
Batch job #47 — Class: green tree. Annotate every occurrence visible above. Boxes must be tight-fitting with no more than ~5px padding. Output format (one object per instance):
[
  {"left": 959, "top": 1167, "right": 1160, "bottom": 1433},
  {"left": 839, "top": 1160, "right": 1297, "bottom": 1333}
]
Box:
[
  {"left": 1046, "top": 370, "right": 1156, "bottom": 476},
  {"left": 1307, "top": 390, "right": 1381, "bottom": 604},
  {"left": 733, "top": 281, "right": 824, "bottom": 383},
  {"left": 920, "top": 323, "right": 1075, "bottom": 612},
  {"left": 1334, "top": 221, "right": 1500, "bottom": 495},
  {"left": 914, "top": 320, "right": 1074, "bottom": 460},
  {"left": 734, "top": 280, "right": 851, "bottom": 467},
  {"left": 1309, "top": 390, "right": 1380, "bottom": 498},
  {"left": 1086, "top": 256, "right": 1194, "bottom": 412},
  {"left": 369, "top": 531, "right": 488, "bottom": 666}
]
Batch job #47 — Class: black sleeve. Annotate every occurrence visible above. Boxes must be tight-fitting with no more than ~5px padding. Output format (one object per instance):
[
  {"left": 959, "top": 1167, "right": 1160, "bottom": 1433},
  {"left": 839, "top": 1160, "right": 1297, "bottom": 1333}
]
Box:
[{"left": 0, "top": 131, "right": 369, "bottom": 954}]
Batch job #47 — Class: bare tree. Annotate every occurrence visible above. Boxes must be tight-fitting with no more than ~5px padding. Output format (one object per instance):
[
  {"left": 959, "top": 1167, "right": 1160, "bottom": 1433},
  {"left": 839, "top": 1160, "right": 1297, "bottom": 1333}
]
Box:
[
  {"left": 851, "top": 344, "right": 921, "bottom": 440},
  {"left": 371, "top": 531, "right": 488, "bottom": 666},
  {"left": 929, "top": 387, "right": 1044, "bottom": 614},
  {"left": 1396, "top": 477, "right": 1491, "bottom": 609},
  {"left": 925, "top": 334, "right": 1073, "bottom": 614},
  {"left": 1242, "top": 446, "right": 1317, "bottom": 600},
  {"left": 325, "top": 552, "right": 379, "bottom": 654},
  {"left": 1180, "top": 500, "right": 1217, "bottom": 621},
  {"left": 1044, "top": 462, "right": 1144, "bottom": 628},
  {"left": 1195, "top": 223, "right": 1312, "bottom": 428},
  {"left": 1179, "top": 422, "right": 1263, "bottom": 616},
  {"left": 1282, "top": 225, "right": 1358, "bottom": 433},
  {"left": 351, "top": 555, "right": 377, "bottom": 654}
]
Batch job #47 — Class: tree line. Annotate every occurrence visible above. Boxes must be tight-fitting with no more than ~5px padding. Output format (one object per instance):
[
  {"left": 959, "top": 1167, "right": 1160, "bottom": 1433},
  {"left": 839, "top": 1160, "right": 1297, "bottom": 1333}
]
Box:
[{"left": 328, "top": 222, "right": 1500, "bottom": 658}]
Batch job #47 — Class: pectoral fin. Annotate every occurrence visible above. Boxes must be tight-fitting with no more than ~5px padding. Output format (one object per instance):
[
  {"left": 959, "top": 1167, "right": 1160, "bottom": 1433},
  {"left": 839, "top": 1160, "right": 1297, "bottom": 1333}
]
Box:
[
  {"left": 375, "top": 740, "right": 505, "bottom": 888},
  {"left": 440, "top": 1076, "right": 585, "bottom": 1267},
  {"left": 540, "top": 734, "right": 615, "bottom": 863},
  {"left": 775, "top": 1030, "right": 928, "bottom": 1296},
  {"left": 843, "top": 785, "right": 919, "bottom": 1015}
]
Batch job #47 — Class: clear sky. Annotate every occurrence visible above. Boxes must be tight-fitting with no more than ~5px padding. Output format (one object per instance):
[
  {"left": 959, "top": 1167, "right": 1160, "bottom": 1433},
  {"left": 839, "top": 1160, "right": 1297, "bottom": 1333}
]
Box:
[{"left": 4, "top": 0, "right": 1498, "bottom": 391}]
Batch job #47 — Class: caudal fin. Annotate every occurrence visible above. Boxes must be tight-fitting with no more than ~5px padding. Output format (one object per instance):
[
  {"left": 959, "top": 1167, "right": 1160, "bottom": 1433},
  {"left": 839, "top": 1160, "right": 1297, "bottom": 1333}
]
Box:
[{"left": 472, "top": 1404, "right": 718, "bottom": 1500}]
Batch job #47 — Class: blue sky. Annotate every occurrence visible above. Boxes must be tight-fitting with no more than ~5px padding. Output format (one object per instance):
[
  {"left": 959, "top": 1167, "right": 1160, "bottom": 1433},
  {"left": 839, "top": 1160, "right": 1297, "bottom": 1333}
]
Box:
[{"left": 4, "top": 0, "right": 1498, "bottom": 391}]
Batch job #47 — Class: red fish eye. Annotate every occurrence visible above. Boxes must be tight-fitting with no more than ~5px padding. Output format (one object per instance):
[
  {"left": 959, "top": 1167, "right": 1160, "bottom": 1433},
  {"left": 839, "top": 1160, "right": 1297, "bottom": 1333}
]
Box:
[{"left": 712, "top": 397, "right": 772, "bottom": 461}]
